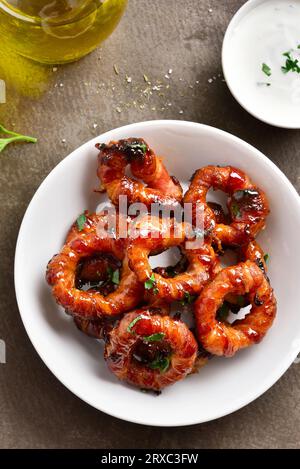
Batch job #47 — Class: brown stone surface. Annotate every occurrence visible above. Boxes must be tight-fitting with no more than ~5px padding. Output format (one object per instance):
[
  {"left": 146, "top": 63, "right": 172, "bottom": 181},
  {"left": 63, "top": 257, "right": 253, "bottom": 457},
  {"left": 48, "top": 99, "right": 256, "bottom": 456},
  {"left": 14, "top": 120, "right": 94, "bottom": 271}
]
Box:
[{"left": 0, "top": 0, "right": 300, "bottom": 449}]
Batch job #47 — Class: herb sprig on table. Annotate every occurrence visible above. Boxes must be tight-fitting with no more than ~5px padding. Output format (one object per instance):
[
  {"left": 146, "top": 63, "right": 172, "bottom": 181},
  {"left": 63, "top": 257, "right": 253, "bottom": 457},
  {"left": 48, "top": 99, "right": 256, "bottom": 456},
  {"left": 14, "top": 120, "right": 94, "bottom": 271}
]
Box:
[{"left": 0, "top": 124, "right": 37, "bottom": 153}]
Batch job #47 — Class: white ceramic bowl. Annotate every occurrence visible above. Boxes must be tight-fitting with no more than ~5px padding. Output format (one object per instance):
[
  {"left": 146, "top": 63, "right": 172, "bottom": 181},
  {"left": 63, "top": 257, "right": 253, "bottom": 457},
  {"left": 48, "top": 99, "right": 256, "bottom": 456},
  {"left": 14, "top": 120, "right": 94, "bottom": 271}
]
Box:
[
  {"left": 222, "top": 0, "right": 300, "bottom": 129},
  {"left": 14, "top": 120, "right": 300, "bottom": 426}
]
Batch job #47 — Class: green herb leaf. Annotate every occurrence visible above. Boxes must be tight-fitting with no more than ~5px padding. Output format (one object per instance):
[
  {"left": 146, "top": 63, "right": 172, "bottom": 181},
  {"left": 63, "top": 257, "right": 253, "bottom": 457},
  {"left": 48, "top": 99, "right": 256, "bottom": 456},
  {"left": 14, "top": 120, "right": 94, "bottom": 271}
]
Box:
[
  {"left": 145, "top": 273, "right": 157, "bottom": 291},
  {"left": 143, "top": 333, "right": 165, "bottom": 342},
  {"left": 0, "top": 124, "right": 37, "bottom": 153},
  {"left": 106, "top": 266, "right": 113, "bottom": 277},
  {"left": 128, "top": 142, "right": 148, "bottom": 154},
  {"left": 217, "top": 302, "right": 230, "bottom": 321},
  {"left": 106, "top": 266, "right": 120, "bottom": 285},
  {"left": 281, "top": 51, "right": 300, "bottom": 74},
  {"left": 76, "top": 213, "right": 86, "bottom": 231},
  {"left": 127, "top": 315, "right": 145, "bottom": 334},
  {"left": 180, "top": 292, "right": 196, "bottom": 306},
  {"left": 149, "top": 355, "right": 170, "bottom": 373},
  {"left": 111, "top": 269, "right": 120, "bottom": 285},
  {"left": 262, "top": 63, "right": 272, "bottom": 77},
  {"left": 264, "top": 253, "right": 269, "bottom": 263},
  {"left": 231, "top": 202, "right": 241, "bottom": 219}
]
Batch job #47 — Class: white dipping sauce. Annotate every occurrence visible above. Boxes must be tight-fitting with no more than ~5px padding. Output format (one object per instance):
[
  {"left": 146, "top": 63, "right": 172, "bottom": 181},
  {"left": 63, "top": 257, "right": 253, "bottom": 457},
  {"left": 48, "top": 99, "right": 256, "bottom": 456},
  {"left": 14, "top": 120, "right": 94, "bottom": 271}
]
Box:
[{"left": 223, "top": 0, "right": 300, "bottom": 127}]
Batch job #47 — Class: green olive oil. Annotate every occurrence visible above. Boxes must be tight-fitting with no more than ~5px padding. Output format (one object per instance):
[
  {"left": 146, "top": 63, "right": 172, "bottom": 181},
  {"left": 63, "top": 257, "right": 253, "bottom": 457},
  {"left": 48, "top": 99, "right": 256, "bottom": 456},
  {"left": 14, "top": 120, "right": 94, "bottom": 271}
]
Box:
[{"left": 0, "top": 0, "right": 127, "bottom": 63}]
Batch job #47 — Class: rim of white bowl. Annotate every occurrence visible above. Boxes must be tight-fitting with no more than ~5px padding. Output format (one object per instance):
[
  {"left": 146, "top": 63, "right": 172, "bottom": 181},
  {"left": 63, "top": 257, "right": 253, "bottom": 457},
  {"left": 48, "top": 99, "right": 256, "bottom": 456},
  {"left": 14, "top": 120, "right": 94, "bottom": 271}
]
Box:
[
  {"left": 222, "top": 0, "right": 300, "bottom": 129},
  {"left": 14, "top": 120, "right": 300, "bottom": 426}
]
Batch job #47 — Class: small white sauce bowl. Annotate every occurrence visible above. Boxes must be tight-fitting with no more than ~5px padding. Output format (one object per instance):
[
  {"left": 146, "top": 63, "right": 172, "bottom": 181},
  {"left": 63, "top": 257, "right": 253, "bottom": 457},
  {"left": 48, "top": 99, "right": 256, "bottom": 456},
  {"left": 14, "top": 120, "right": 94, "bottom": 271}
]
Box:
[{"left": 222, "top": 0, "right": 300, "bottom": 128}]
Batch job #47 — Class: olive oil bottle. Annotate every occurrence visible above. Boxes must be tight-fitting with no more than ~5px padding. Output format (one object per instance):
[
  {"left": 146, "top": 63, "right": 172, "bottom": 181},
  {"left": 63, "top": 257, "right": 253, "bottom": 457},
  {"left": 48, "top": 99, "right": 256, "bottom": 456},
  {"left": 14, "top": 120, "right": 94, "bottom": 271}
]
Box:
[{"left": 0, "top": 0, "right": 127, "bottom": 64}]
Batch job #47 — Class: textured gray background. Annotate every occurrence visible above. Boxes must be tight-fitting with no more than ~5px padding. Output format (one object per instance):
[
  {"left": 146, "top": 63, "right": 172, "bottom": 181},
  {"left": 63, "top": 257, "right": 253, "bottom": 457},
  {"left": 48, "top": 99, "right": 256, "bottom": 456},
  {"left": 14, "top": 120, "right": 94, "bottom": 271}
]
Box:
[{"left": 1, "top": 0, "right": 300, "bottom": 449}]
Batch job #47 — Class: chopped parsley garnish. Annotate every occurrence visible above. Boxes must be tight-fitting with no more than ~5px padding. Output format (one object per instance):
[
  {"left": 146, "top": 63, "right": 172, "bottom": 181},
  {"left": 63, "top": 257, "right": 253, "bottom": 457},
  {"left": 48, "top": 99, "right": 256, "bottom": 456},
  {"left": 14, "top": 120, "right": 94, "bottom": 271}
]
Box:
[
  {"left": 180, "top": 292, "right": 196, "bottom": 306},
  {"left": 127, "top": 315, "right": 145, "bottom": 334},
  {"left": 281, "top": 51, "right": 300, "bottom": 74},
  {"left": 107, "top": 266, "right": 118, "bottom": 284},
  {"left": 149, "top": 355, "right": 170, "bottom": 373},
  {"left": 264, "top": 253, "right": 269, "bottom": 263},
  {"left": 143, "top": 333, "right": 165, "bottom": 342},
  {"left": 107, "top": 266, "right": 120, "bottom": 285},
  {"left": 0, "top": 124, "right": 37, "bottom": 153},
  {"left": 234, "top": 188, "right": 259, "bottom": 200},
  {"left": 261, "top": 49, "right": 300, "bottom": 81},
  {"left": 128, "top": 142, "right": 148, "bottom": 154},
  {"left": 144, "top": 273, "right": 155, "bottom": 289},
  {"left": 112, "top": 269, "right": 120, "bottom": 285},
  {"left": 144, "top": 273, "right": 158, "bottom": 294},
  {"left": 231, "top": 202, "right": 241, "bottom": 219},
  {"left": 217, "top": 302, "right": 230, "bottom": 321},
  {"left": 76, "top": 213, "right": 86, "bottom": 231},
  {"left": 262, "top": 63, "right": 272, "bottom": 77}
]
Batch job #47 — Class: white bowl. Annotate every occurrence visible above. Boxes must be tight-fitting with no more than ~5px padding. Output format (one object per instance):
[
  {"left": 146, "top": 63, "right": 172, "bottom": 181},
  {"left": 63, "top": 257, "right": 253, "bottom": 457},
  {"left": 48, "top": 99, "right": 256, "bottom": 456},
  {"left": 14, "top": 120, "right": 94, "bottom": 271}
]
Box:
[
  {"left": 222, "top": 0, "right": 300, "bottom": 129},
  {"left": 14, "top": 120, "right": 300, "bottom": 426}
]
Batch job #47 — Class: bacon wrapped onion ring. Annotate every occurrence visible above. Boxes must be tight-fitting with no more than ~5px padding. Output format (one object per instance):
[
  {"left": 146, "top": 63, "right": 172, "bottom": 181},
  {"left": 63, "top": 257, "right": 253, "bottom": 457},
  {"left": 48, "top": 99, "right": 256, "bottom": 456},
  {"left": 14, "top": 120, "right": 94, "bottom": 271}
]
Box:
[
  {"left": 104, "top": 308, "right": 198, "bottom": 391},
  {"left": 74, "top": 317, "right": 110, "bottom": 339},
  {"left": 73, "top": 254, "right": 122, "bottom": 338},
  {"left": 46, "top": 212, "right": 144, "bottom": 319},
  {"left": 194, "top": 260, "right": 276, "bottom": 357},
  {"left": 96, "top": 138, "right": 183, "bottom": 208},
  {"left": 184, "top": 166, "right": 270, "bottom": 246},
  {"left": 127, "top": 215, "right": 219, "bottom": 302},
  {"left": 240, "top": 240, "right": 267, "bottom": 273},
  {"left": 223, "top": 240, "right": 268, "bottom": 308}
]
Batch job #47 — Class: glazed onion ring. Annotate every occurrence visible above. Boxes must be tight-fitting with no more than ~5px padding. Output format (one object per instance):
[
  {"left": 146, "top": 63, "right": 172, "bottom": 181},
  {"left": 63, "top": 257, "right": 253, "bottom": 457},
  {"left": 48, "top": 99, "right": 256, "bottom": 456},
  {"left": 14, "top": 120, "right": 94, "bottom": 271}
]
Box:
[
  {"left": 96, "top": 138, "right": 183, "bottom": 208},
  {"left": 127, "top": 215, "right": 219, "bottom": 302},
  {"left": 184, "top": 166, "right": 270, "bottom": 246},
  {"left": 46, "top": 213, "right": 144, "bottom": 319},
  {"left": 104, "top": 308, "right": 198, "bottom": 391},
  {"left": 194, "top": 260, "right": 276, "bottom": 357}
]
